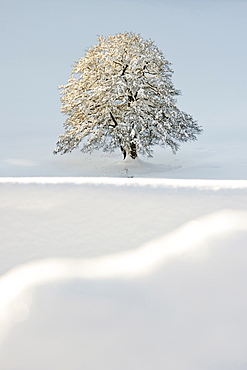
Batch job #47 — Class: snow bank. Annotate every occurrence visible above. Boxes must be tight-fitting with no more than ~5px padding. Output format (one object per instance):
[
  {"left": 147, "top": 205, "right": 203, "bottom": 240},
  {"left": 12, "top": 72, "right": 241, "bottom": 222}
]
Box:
[
  {"left": 1, "top": 176, "right": 247, "bottom": 189},
  {"left": 0, "top": 178, "right": 247, "bottom": 369}
]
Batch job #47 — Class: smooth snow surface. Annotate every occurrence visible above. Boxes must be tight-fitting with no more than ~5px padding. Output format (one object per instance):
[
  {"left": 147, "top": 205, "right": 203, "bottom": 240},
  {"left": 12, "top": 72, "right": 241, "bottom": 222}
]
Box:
[
  {"left": 1, "top": 140, "right": 247, "bottom": 179},
  {"left": 0, "top": 178, "right": 247, "bottom": 370}
]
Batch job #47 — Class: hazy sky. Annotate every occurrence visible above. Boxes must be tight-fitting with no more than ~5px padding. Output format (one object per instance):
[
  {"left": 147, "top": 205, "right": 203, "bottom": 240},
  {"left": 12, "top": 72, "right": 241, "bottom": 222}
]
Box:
[{"left": 1, "top": 0, "right": 247, "bottom": 159}]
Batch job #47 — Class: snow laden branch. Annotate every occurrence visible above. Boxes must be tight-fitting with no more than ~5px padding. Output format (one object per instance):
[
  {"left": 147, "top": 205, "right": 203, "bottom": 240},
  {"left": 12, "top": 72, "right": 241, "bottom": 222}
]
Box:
[{"left": 54, "top": 32, "right": 202, "bottom": 159}]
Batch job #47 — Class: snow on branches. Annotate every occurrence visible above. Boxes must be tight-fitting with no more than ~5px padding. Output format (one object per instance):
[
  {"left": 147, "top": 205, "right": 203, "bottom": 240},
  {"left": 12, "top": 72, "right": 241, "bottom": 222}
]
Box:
[{"left": 54, "top": 32, "right": 202, "bottom": 159}]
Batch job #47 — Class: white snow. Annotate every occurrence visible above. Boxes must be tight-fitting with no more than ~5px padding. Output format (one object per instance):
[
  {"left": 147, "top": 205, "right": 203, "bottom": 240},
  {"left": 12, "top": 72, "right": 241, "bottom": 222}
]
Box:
[{"left": 0, "top": 174, "right": 247, "bottom": 369}]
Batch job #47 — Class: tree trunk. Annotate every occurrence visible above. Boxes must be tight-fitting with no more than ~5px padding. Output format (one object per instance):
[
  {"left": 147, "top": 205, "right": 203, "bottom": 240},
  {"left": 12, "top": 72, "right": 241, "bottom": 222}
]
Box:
[
  {"left": 129, "top": 142, "right": 137, "bottom": 159},
  {"left": 120, "top": 145, "right": 127, "bottom": 160},
  {"left": 120, "top": 143, "right": 137, "bottom": 160}
]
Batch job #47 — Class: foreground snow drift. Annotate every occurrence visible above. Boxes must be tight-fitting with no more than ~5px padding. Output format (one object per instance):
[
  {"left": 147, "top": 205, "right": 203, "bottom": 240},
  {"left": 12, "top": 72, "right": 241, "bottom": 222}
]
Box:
[{"left": 0, "top": 178, "right": 247, "bottom": 369}]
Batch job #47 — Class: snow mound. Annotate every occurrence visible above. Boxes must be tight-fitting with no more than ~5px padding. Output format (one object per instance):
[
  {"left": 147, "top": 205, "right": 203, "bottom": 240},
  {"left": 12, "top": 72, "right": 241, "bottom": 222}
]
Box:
[
  {"left": 106, "top": 156, "right": 179, "bottom": 177},
  {"left": 0, "top": 210, "right": 247, "bottom": 370}
]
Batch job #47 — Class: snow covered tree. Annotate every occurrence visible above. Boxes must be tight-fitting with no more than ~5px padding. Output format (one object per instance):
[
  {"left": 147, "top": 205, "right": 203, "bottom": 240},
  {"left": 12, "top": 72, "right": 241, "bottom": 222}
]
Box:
[{"left": 54, "top": 32, "right": 202, "bottom": 159}]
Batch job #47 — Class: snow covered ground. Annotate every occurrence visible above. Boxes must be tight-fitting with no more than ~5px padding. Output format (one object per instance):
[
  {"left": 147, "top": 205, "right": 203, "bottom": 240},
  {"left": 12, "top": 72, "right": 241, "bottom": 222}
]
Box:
[
  {"left": 2, "top": 135, "right": 247, "bottom": 179},
  {"left": 0, "top": 173, "right": 247, "bottom": 370}
]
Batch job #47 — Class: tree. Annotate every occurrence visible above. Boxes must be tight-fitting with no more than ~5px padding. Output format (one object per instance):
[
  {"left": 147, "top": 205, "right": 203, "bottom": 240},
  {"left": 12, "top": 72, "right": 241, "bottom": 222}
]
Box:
[{"left": 54, "top": 32, "right": 202, "bottom": 159}]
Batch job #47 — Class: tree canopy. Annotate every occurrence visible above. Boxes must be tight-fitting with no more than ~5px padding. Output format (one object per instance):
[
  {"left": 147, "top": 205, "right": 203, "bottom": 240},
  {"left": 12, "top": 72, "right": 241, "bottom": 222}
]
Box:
[{"left": 54, "top": 32, "right": 202, "bottom": 159}]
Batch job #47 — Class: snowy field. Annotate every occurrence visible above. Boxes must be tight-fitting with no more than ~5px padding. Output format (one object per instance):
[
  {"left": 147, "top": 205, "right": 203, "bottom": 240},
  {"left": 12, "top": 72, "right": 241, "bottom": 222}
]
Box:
[
  {"left": 1, "top": 0, "right": 247, "bottom": 369},
  {"left": 0, "top": 172, "right": 247, "bottom": 370}
]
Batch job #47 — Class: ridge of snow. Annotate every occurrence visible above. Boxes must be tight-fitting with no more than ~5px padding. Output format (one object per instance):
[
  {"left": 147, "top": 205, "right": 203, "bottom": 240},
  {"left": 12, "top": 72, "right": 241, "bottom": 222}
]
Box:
[{"left": 1, "top": 177, "right": 247, "bottom": 190}]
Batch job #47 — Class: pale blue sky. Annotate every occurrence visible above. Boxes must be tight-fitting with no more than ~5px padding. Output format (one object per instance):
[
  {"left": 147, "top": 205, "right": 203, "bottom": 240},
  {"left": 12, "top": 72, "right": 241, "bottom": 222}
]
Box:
[{"left": 1, "top": 0, "right": 247, "bottom": 164}]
